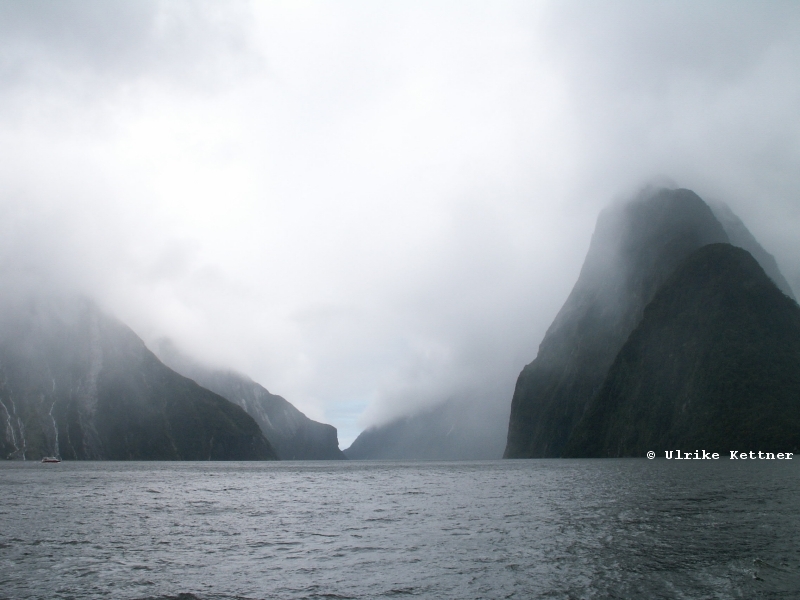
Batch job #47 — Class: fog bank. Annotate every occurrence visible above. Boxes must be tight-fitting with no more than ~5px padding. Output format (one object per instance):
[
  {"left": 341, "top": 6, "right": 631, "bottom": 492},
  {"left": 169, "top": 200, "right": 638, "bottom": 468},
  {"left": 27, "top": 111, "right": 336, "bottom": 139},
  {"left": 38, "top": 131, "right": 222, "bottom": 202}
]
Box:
[{"left": 1, "top": 1, "right": 799, "bottom": 446}]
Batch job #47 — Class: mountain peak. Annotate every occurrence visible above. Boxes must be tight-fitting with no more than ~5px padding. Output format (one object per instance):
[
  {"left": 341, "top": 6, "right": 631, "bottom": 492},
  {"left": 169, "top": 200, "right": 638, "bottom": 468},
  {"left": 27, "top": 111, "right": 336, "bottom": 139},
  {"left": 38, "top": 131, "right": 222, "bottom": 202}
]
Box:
[{"left": 505, "top": 187, "right": 729, "bottom": 458}]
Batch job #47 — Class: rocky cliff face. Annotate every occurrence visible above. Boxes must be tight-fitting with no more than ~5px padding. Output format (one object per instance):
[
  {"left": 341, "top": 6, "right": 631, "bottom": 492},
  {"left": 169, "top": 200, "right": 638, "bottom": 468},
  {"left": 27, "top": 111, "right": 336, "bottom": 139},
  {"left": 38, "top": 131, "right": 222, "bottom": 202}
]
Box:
[
  {"left": 504, "top": 188, "right": 729, "bottom": 458},
  {"left": 156, "top": 341, "right": 346, "bottom": 460},
  {"left": 0, "top": 296, "right": 277, "bottom": 460},
  {"left": 564, "top": 244, "right": 800, "bottom": 456},
  {"left": 505, "top": 186, "right": 797, "bottom": 459}
]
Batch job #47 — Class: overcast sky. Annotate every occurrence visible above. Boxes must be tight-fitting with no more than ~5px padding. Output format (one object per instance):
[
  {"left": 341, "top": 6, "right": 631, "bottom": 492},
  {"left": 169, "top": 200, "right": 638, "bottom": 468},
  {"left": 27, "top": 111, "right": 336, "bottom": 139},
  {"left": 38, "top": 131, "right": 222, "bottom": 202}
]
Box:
[{"left": 1, "top": 0, "right": 799, "bottom": 447}]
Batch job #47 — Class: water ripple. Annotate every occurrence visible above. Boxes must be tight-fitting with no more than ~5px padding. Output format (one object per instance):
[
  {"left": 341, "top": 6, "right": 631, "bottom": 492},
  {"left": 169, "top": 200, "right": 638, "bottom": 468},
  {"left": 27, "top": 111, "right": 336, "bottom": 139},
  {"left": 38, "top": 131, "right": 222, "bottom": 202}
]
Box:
[{"left": 0, "top": 460, "right": 798, "bottom": 599}]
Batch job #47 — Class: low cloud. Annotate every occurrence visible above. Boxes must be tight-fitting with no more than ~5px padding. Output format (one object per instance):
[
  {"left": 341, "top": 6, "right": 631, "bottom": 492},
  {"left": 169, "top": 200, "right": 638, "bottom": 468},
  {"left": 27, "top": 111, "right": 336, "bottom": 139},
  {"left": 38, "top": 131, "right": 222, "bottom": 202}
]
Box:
[{"left": 1, "top": 2, "right": 798, "bottom": 447}]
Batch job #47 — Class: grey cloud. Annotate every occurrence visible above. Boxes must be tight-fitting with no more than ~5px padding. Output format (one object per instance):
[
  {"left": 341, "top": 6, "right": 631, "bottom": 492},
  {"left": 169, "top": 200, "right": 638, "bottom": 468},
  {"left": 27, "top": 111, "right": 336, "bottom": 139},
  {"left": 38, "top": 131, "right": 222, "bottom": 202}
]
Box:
[
  {"left": 0, "top": 2, "right": 799, "bottom": 448},
  {"left": 545, "top": 1, "right": 800, "bottom": 86},
  {"left": 0, "top": 0, "right": 259, "bottom": 95}
]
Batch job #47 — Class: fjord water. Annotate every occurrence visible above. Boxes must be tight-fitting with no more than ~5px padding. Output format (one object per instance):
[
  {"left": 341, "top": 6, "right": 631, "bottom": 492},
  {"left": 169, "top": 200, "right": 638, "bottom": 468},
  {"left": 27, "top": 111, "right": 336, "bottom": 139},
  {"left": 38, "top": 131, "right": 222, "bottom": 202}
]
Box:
[{"left": 1, "top": 460, "right": 798, "bottom": 599}]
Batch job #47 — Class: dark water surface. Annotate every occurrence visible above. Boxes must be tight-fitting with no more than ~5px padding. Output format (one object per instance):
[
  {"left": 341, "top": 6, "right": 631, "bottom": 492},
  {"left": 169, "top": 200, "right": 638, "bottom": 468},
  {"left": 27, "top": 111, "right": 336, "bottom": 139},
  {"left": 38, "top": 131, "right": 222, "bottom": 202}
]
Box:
[{"left": 1, "top": 459, "right": 798, "bottom": 599}]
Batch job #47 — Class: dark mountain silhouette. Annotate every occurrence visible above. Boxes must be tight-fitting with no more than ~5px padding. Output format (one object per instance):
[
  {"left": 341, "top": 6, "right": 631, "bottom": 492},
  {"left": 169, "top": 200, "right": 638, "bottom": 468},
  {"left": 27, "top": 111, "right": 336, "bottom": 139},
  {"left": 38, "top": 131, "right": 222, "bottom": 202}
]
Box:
[
  {"left": 504, "top": 188, "right": 729, "bottom": 458},
  {"left": 0, "top": 296, "right": 277, "bottom": 461},
  {"left": 504, "top": 186, "right": 797, "bottom": 459},
  {"left": 564, "top": 244, "right": 800, "bottom": 456},
  {"left": 156, "top": 341, "right": 346, "bottom": 460}
]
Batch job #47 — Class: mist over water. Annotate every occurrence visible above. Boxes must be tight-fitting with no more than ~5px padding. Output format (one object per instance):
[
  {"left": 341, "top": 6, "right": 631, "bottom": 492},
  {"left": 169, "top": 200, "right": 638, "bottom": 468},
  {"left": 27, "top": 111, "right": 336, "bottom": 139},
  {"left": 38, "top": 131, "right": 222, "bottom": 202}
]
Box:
[{"left": 2, "top": 460, "right": 799, "bottom": 599}]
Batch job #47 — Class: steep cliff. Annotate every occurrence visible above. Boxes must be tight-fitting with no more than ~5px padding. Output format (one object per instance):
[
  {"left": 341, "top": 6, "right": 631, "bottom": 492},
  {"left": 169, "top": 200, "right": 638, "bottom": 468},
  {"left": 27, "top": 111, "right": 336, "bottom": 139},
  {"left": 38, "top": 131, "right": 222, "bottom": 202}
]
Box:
[
  {"left": 156, "top": 341, "right": 346, "bottom": 460},
  {"left": 504, "top": 187, "right": 729, "bottom": 458},
  {"left": 564, "top": 244, "right": 800, "bottom": 456},
  {"left": 0, "top": 296, "right": 277, "bottom": 460}
]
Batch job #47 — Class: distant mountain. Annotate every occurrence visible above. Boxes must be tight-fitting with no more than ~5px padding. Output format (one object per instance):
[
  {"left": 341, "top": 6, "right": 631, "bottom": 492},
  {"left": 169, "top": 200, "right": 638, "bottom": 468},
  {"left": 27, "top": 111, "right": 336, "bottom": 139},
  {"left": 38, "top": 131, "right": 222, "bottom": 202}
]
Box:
[
  {"left": 564, "top": 244, "right": 800, "bottom": 456},
  {"left": 156, "top": 341, "right": 346, "bottom": 460},
  {"left": 504, "top": 188, "right": 729, "bottom": 458},
  {"left": 344, "top": 397, "right": 508, "bottom": 460},
  {"left": 0, "top": 296, "right": 276, "bottom": 460}
]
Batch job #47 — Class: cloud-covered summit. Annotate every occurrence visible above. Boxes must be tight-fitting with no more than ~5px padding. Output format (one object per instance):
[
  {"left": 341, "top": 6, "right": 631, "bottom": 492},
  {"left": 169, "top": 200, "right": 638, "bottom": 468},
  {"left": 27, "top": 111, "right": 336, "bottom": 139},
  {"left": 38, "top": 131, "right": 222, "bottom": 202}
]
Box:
[{"left": 1, "top": 2, "right": 799, "bottom": 447}]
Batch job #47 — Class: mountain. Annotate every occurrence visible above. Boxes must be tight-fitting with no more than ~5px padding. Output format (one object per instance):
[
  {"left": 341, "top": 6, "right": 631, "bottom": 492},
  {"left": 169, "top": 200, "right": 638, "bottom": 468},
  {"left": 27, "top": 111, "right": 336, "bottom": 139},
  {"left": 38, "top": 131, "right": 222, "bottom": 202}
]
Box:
[
  {"left": 156, "top": 341, "right": 346, "bottom": 460},
  {"left": 564, "top": 243, "right": 800, "bottom": 456},
  {"left": 0, "top": 296, "right": 277, "bottom": 461},
  {"left": 504, "top": 187, "right": 730, "bottom": 458},
  {"left": 344, "top": 397, "right": 508, "bottom": 460},
  {"left": 708, "top": 201, "right": 796, "bottom": 300}
]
